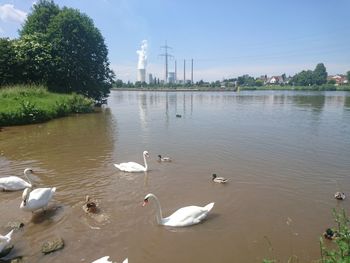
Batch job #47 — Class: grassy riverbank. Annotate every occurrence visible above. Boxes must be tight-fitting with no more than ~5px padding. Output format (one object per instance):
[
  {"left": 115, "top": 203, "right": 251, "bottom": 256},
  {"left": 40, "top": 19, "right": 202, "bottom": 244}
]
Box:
[{"left": 0, "top": 85, "right": 94, "bottom": 126}]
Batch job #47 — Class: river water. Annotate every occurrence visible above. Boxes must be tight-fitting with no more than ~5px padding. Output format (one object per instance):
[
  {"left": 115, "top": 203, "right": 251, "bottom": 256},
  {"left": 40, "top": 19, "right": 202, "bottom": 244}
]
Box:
[{"left": 1, "top": 90, "right": 350, "bottom": 263}]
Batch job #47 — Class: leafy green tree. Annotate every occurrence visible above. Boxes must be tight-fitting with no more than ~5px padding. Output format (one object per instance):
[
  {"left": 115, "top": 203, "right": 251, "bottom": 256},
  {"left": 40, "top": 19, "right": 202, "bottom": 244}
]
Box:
[
  {"left": 0, "top": 38, "right": 18, "bottom": 85},
  {"left": 13, "top": 33, "right": 52, "bottom": 84},
  {"left": 45, "top": 7, "right": 114, "bottom": 101},
  {"left": 291, "top": 70, "right": 314, "bottom": 86},
  {"left": 347, "top": 71, "right": 350, "bottom": 82},
  {"left": 313, "top": 63, "right": 327, "bottom": 85},
  {"left": 237, "top": 74, "right": 255, "bottom": 86},
  {"left": 20, "top": 0, "right": 60, "bottom": 36}
]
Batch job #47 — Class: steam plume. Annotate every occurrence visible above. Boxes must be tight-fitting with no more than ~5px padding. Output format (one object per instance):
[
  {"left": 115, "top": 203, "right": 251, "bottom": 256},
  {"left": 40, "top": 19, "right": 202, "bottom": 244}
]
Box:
[{"left": 136, "top": 40, "right": 148, "bottom": 70}]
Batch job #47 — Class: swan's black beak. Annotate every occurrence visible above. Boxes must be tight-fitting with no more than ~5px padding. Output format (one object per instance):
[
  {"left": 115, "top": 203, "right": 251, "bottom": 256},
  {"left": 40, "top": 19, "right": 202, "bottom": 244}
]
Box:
[{"left": 142, "top": 198, "right": 149, "bottom": 207}]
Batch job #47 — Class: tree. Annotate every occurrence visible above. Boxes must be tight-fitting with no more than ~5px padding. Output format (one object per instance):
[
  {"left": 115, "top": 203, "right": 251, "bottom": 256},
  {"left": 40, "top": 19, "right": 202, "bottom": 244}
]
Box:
[
  {"left": 347, "top": 71, "right": 350, "bottom": 83},
  {"left": 18, "top": 1, "right": 114, "bottom": 101},
  {"left": 45, "top": 7, "right": 114, "bottom": 101},
  {"left": 313, "top": 63, "right": 327, "bottom": 85},
  {"left": 291, "top": 70, "right": 314, "bottom": 86},
  {"left": 0, "top": 38, "right": 18, "bottom": 85},
  {"left": 20, "top": 0, "right": 60, "bottom": 36},
  {"left": 13, "top": 33, "right": 52, "bottom": 84}
]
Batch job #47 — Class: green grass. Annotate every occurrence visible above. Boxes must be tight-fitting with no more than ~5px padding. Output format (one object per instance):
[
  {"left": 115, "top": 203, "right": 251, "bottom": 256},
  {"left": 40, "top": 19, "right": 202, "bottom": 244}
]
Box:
[{"left": 0, "top": 85, "right": 94, "bottom": 126}]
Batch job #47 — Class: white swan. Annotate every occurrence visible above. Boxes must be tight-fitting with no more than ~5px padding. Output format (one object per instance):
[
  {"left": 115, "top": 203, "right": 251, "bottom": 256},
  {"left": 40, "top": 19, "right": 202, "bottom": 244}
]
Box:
[
  {"left": 0, "top": 168, "right": 33, "bottom": 191},
  {"left": 114, "top": 151, "right": 149, "bottom": 172},
  {"left": 20, "top": 187, "right": 56, "bottom": 212},
  {"left": 142, "top": 193, "right": 214, "bottom": 227},
  {"left": 92, "top": 256, "right": 128, "bottom": 263},
  {"left": 0, "top": 229, "right": 13, "bottom": 254},
  {"left": 212, "top": 174, "right": 228, "bottom": 183}
]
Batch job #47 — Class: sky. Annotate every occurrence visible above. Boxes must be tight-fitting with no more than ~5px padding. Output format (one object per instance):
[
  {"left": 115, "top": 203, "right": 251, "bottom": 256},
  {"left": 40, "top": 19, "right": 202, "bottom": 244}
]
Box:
[{"left": 0, "top": 0, "right": 350, "bottom": 82}]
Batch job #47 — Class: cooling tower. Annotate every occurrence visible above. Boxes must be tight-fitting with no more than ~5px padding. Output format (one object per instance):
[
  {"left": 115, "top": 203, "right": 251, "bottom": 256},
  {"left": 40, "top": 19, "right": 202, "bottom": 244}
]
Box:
[{"left": 137, "top": 69, "right": 146, "bottom": 82}]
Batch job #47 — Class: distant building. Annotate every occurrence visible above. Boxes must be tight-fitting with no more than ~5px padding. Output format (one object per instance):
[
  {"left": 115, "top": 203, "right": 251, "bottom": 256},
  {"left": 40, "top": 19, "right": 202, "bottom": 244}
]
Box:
[
  {"left": 168, "top": 72, "right": 175, "bottom": 83},
  {"left": 148, "top": 73, "right": 153, "bottom": 84},
  {"left": 328, "top": 75, "right": 348, "bottom": 85}
]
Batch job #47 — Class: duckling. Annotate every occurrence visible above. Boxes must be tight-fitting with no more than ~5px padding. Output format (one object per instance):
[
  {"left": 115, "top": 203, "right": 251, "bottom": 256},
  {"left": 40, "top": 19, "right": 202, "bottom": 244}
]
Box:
[
  {"left": 212, "top": 174, "right": 228, "bottom": 183},
  {"left": 334, "top": 192, "right": 346, "bottom": 200},
  {"left": 158, "top": 155, "right": 172, "bottom": 162},
  {"left": 324, "top": 228, "right": 339, "bottom": 240},
  {"left": 83, "top": 195, "right": 99, "bottom": 214}
]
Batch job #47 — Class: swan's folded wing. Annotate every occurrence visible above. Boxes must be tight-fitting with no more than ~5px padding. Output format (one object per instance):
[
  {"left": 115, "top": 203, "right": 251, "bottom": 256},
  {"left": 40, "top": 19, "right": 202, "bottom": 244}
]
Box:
[
  {"left": 163, "top": 206, "right": 210, "bottom": 226},
  {"left": 91, "top": 256, "right": 112, "bottom": 263}
]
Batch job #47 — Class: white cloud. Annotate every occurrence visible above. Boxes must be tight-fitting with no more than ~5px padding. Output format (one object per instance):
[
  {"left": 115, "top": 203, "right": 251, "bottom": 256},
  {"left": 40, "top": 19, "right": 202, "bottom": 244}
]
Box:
[{"left": 0, "top": 4, "right": 27, "bottom": 23}]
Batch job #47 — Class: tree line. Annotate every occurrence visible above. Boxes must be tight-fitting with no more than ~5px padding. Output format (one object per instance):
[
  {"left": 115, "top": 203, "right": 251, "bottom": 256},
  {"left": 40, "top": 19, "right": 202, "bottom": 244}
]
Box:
[{"left": 0, "top": 0, "right": 114, "bottom": 102}]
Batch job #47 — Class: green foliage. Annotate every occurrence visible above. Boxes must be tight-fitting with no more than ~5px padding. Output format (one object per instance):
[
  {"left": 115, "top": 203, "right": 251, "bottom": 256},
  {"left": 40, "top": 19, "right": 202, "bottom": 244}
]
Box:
[
  {"left": 291, "top": 63, "right": 328, "bottom": 86},
  {"left": 320, "top": 209, "right": 350, "bottom": 263},
  {"left": 13, "top": 33, "right": 52, "bottom": 84},
  {"left": 237, "top": 74, "right": 256, "bottom": 86},
  {"left": 0, "top": 85, "right": 94, "bottom": 126},
  {"left": 20, "top": 0, "right": 60, "bottom": 36},
  {"left": 0, "top": 38, "right": 18, "bottom": 85},
  {"left": 347, "top": 71, "right": 350, "bottom": 83},
  {"left": 2, "top": 0, "right": 114, "bottom": 102},
  {"left": 313, "top": 63, "right": 328, "bottom": 85},
  {"left": 45, "top": 7, "right": 114, "bottom": 101},
  {"left": 263, "top": 209, "right": 350, "bottom": 263}
]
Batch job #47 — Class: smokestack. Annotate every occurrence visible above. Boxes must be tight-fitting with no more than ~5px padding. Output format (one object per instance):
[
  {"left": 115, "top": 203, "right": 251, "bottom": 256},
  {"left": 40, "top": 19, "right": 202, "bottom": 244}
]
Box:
[
  {"left": 136, "top": 40, "right": 147, "bottom": 82},
  {"left": 183, "top": 59, "right": 186, "bottom": 85},
  {"left": 175, "top": 60, "right": 177, "bottom": 83},
  {"left": 191, "top": 58, "right": 193, "bottom": 84}
]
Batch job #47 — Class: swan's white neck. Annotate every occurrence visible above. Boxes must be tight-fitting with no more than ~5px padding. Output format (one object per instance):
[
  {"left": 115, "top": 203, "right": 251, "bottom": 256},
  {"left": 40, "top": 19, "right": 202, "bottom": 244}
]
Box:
[
  {"left": 23, "top": 169, "right": 32, "bottom": 186},
  {"left": 22, "top": 187, "right": 32, "bottom": 205},
  {"left": 143, "top": 154, "right": 148, "bottom": 172},
  {"left": 148, "top": 194, "right": 163, "bottom": 224}
]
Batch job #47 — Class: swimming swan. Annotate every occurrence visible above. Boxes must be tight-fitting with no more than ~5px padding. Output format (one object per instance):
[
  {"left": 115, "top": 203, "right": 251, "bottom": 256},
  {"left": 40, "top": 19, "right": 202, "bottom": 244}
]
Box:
[
  {"left": 20, "top": 187, "right": 56, "bottom": 212},
  {"left": 142, "top": 193, "right": 214, "bottom": 227},
  {"left": 212, "top": 174, "right": 228, "bottom": 183},
  {"left": 92, "top": 256, "right": 128, "bottom": 263},
  {"left": 0, "top": 229, "right": 13, "bottom": 254},
  {"left": 0, "top": 168, "right": 33, "bottom": 191},
  {"left": 114, "top": 151, "right": 149, "bottom": 172}
]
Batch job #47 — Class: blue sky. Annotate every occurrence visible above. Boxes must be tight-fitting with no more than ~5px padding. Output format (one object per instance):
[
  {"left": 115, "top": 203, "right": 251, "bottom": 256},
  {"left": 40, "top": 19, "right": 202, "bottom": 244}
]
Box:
[{"left": 1, "top": 0, "right": 349, "bottom": 82}]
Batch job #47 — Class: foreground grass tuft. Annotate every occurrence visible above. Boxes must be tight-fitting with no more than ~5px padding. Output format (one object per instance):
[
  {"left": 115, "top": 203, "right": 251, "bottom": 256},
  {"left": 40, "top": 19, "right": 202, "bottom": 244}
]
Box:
[{"left": 0, "top": 85, "right": 94, "bottom": 126}]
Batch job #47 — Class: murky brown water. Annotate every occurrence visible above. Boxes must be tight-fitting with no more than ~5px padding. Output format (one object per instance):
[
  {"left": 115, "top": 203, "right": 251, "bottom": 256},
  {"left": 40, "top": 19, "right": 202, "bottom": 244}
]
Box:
[{"left": 1, "top": 90, "right": 350, "bottom": 263}]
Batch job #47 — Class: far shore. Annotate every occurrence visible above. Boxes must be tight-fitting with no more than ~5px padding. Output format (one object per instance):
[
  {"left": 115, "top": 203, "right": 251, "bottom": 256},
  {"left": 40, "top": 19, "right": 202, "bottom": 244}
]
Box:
[{"left": 111, "top": 85, "right": 350, "bottom": 92}]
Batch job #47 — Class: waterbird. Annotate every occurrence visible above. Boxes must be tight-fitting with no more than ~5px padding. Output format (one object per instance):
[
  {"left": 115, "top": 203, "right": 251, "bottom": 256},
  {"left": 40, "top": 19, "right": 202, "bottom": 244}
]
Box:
[
  {"left": 142, "top": 193, "right": 214, "bottom": 227},
  {"left": 334, "top": 192, "right": 346, "bottom": 200},
  {"left": 0, "top": 168, "right": 33, "bottom": 191},
  {"left": 176, "top": 114, "right": 182, "bottom": 118},
  {"left": 0, "top": 229, "right": 13, "bottom": 254},
  {"left": 114, "top": 151, "right": 150, "bottom": 172},
  {"left": 92, "top": 256, "right": 128, "bottom": 263},
  {"left": 212, "top": 174, "right": 228, "bottom": 183},
  {"left": 20, "top": 187, "right": 56, "bottom": 213},
  {"left": 324, "top": 228, "right": 339, "bottom": 240},
  {"left": 158, "top": 154, "right": 172, "bottom": 162},
  {"left": 83, "top": 195, "right": 99, "bottom": 213}
]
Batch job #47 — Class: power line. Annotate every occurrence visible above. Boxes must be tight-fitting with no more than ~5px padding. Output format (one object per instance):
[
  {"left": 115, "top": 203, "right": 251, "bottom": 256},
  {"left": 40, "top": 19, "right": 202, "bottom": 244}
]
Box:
[{"left": 159, "top": 41, "right": 173, "bottom": 83}]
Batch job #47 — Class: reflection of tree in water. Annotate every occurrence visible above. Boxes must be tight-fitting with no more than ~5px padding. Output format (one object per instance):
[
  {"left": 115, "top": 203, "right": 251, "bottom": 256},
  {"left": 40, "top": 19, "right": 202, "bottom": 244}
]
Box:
[
  {"left": 344, "top": 96, "right": 350, "bottom": 110},
  {"left": 292, "top": 95, "right": 326, "bottom": 113},
  {"left": 0, "top": 109, "right": 115, "bottom": 171}
]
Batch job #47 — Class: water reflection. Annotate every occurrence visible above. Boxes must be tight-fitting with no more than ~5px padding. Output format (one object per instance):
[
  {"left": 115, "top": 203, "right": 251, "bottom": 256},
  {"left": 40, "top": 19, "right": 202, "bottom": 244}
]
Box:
[{"left": 0, "top": 90, "right": 350, "bottom": 263}]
